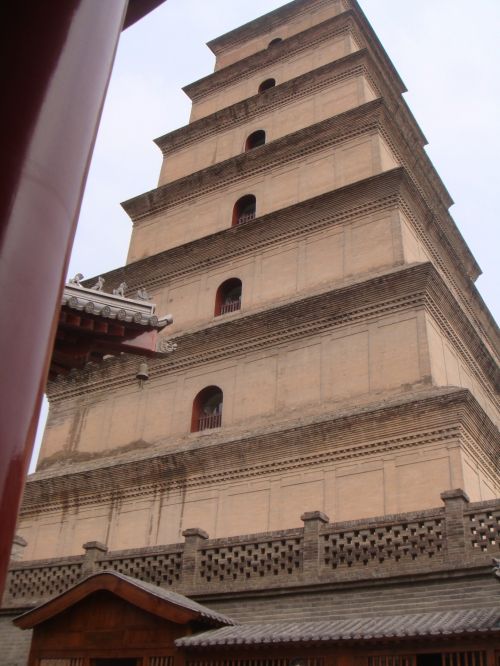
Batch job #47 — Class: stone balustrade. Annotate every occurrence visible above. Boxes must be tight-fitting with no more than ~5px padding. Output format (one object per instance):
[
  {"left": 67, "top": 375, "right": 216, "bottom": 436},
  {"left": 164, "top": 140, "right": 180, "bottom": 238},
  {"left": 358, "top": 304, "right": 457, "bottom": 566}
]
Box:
[{"left": 4, "top": 490, "right": 499, "bottom": 608}]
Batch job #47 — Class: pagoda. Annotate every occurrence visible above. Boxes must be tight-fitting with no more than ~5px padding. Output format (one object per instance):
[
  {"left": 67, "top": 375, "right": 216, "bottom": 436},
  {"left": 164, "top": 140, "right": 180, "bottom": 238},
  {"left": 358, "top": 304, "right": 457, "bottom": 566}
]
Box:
[{"left": 2, "top": 1, "right": 499, "bottom": 663}]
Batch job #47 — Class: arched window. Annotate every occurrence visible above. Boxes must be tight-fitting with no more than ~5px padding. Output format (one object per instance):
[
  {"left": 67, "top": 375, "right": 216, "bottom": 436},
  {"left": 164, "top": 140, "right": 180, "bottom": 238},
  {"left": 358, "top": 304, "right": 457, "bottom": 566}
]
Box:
[
  {"left": 232, "top": 194, "right": 256, "bottom": 226},
  {"left": 258, "top": 78, "right": 276, "bottom": 93},
  {"left": 191, "top": 386, "right": 223, "bottom": 432},
  {"left": 268, "top": 37, "right": 283, "bottom": 47},
  {"left": 215, "top": 278, "right": 242, "bottom": 316},
  {"left": 245, "top": 129, "right": 266, "bottom": 151}
]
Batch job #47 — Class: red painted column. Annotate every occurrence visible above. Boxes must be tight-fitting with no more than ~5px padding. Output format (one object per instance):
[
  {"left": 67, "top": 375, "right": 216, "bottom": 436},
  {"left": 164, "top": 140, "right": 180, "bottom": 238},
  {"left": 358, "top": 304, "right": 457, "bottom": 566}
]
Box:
[{"left": 0, "top": 0, "right": 128, "bottom": 594}]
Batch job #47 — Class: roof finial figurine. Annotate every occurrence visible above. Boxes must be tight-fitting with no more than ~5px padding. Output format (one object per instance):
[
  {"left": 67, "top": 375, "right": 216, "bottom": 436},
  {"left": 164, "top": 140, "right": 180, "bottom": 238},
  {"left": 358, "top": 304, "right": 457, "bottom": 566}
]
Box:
[
  {"left": 69, "top": 273, "right": 84, "bottom": 286},
  {"left": 136, "top": 287, "right": 152, "bottom": 301},
  {"left": 90, "top": 276, "right": 105, "bottom": 291},
  {"left": 113, "top": 281, "right": 127, "bottom": 297}
]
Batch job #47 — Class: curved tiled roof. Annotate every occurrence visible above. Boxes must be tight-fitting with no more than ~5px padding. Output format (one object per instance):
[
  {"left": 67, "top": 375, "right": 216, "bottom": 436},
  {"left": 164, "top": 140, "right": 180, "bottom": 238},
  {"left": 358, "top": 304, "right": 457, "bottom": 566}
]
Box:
[
  {"left": 62, "top": 283, "right": 173, "bottom": 329},
  {"left": 176, "top": 608, "right": 500, "bottom": 647},
  {"left": 14, "top": 571, "right": 234, "bottom": 629},
  {"left": 102, "top": 572, "right": 234, "bottom": 625}
]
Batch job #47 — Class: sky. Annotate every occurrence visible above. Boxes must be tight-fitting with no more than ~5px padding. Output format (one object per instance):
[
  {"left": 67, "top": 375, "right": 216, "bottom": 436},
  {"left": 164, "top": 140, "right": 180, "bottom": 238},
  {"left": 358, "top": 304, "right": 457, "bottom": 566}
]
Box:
[{"left": 31, "top": 0, "right": 499, "bottom": 470}]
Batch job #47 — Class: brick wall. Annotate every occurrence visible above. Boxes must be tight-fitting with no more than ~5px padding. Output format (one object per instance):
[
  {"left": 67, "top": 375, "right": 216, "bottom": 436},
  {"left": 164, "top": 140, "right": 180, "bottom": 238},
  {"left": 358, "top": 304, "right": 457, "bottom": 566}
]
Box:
[
  {"left": 0, "top": 615, "right": 31, "bottom": 666},
  {"left": 4, "top": 490, "right": 499, "bottom": 608}
]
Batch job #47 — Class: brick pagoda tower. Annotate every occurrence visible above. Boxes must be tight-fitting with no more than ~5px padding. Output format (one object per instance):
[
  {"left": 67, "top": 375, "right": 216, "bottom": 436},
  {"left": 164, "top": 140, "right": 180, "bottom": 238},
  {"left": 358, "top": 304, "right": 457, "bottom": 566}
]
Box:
[{"left": 3, "top": 1, "right": 499, "bottom": 663}]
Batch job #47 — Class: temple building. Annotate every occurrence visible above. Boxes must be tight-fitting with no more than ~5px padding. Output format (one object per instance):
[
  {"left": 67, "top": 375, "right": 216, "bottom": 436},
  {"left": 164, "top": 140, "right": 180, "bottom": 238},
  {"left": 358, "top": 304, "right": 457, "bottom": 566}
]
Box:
[{"left": 2, "top": 0, "right": 499, "bottom": 664}]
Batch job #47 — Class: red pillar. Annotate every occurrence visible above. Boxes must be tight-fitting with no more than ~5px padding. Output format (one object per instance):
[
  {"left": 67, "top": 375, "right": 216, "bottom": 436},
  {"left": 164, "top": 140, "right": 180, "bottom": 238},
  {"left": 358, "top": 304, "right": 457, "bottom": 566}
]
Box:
[{"left": 0, "top": 0, "right": 128, "bottom": 594}]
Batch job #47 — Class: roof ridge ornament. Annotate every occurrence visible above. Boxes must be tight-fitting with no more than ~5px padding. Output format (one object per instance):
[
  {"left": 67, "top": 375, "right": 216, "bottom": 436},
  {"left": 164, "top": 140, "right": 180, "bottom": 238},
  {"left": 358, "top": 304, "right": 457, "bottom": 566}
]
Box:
[
  {"left": 90, "top": 276, "right": 105, "bottom": 291},
  {"left": 68, "top": 272, "right": 84, "bottom": 286},
  {"left": 113, "top": 281, "right": 127, "bottom": 297}
]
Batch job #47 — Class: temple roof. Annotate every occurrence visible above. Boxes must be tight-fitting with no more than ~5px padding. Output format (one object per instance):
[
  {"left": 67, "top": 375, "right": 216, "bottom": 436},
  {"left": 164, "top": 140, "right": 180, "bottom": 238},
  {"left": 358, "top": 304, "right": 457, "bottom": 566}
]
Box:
[
  {"left": 50, "top": 280, "right": 174, "bottom": 378},
  {"left": 14, "top": 571, "right": 234, "bottom": 629},
  {"left": 62, "top": 282, "right": 172, "bottom": 329},
  {"left": 176, "top": 608, "right": 500, "bottom": 647}
]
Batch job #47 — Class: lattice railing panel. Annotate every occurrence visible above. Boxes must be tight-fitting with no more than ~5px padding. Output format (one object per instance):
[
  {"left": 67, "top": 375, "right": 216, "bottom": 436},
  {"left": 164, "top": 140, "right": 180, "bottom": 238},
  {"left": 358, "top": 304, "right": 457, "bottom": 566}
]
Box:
[
  {"left": 199, "top": 536, "right": 303, "bottom": 583},
  {"left": 321, "top": 518, "right": 444, "bottom": 569},
  {"left": 98, "top": 550, "right": 183, "bottom": 586},
  {"left": 468, "top": 508, "right": 500, "bottom": 554},
  {"left": 7, "top": 560, "right": 83, "bottom": 601}
]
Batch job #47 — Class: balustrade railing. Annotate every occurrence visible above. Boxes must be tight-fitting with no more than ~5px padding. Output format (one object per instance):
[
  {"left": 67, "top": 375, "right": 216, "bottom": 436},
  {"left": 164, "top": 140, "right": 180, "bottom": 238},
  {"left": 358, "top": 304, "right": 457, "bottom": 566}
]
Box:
[
  {"left": 237, "top": 212, "right": 255, "bottom": 225},
  {"left": 198, "top": 412, "right": 222, "bottom": 431},
  {"left": 220, "top": 299, "right": 241, "bottom": 315},
  {"left": 4, "top": 491, "right": 498, "bottom": 607}
]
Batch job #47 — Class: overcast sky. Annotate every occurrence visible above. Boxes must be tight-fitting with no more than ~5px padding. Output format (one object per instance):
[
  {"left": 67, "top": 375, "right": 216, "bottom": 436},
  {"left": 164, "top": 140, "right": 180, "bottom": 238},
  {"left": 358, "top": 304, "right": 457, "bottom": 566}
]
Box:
[{"left": 31, "top": 0, "right": 499, "bottom": 470}]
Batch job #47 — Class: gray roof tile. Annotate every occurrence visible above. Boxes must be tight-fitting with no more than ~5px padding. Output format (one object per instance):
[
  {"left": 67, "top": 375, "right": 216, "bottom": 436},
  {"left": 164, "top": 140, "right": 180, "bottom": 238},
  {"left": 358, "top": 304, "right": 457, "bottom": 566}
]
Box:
[
  {"left": 98, "top": 572, "right": 234, "bottom": 625},
  {"left": 176, "top": 608, "right": 500, "bottom": 647}
]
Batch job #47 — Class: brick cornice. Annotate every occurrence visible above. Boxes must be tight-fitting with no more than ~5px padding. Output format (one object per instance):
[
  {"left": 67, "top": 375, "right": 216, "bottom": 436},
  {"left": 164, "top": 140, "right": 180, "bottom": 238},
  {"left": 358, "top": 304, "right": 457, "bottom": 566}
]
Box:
[
  {"left": 156, "top": 49, "right": 424, "bottom": 159},
  {"left": 156, "top": 49, "right": 373, "bottom": 156},
  {"left": 50, "top": 264, "right": 499, "bottom": 410},
  {"left": 125, "top": 98, "right": 447, "bottom": 225},
  {"left": 207, "top": 0, "right": 343, "bottom": 55},
  {"left": 97, "top": 169, "right": 407, "bottom": 290},
  {"left": 189, "top": 7, "right": 406, "bottom": 106},
  {"left": 51, "top": 261, "right": 428, "bottom": 399},
  {"left": 185, "top": 12, "right": 357, "bottom": 102},
  {"left": 206, "top": 0, "right": 406, "bottom": 97},
  {"left": 22, "top": 387, "right": 498, "bottom": 512},
  {"left": 123, "top": 98, "right": 385, "bottom": 222},
  {"left": 102, "top": 169, "right": 498, "bottom": 358},
  {"left": 124, "top": 98, "right": 477, "bottom": 281}
]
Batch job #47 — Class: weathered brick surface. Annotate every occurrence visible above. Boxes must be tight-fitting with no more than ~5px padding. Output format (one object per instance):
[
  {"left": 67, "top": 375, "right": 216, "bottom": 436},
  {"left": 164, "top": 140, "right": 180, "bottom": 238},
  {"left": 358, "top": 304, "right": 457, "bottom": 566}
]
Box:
[
  {"left": 4, "top": 493, "right": 498, "bottom": 609},
  {"left": 199, "top": 571, "right": 500, "bottom": 624},
  {"left": 0, "top": 615, "right": 31, "bottom": 666}
]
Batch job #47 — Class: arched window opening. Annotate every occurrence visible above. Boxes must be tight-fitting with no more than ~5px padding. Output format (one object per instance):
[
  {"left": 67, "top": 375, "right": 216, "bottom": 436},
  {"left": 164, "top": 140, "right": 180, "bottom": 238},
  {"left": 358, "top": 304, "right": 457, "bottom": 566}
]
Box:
[
  {"left": 245, "top": 129, "right": 266, "bottom": 152},
  {"left": 232, "top": 194, "right": 256, "bottom": 226},
  {"left": 191, "top": 386, "right": 223, "bottom": 432},
  {"left": 268, "top": 37, "right": 283, "bottom": 47},
  {"left": 215, "top": 278, "right": 242, "bottom": 316},
  {"left": 258, "top": 78, "right": 276, "bottom": 93}
]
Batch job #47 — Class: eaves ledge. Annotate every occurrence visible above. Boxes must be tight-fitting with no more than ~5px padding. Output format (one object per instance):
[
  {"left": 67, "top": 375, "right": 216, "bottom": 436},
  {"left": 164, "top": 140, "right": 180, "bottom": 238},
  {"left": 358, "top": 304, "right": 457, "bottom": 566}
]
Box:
[
  {"left": 46, "top": 263, "right": 499, "bottom": 405},
  {"left": 185, "top": 11, "right": 357, "bottom": 102},
  {"left": 24, "top": 386, "right": 496, "bottom": 507},
  {"left": 155, "top": 49, "right": 372, "bottom": 155},
  {"left": 26, "top": 386, "right": 476, "bottom": 482},
  {"left": 207, "top": 0, "right": 339, "bottom": 55},
  {"left": 122, "top": 99, "right": 384, "bottom": 222},
  {"left": 205, "top": 0, "right": 405, "bottom": 96},
  {"left": 101, "top": 169, "right": 495, "bottom": 350}
]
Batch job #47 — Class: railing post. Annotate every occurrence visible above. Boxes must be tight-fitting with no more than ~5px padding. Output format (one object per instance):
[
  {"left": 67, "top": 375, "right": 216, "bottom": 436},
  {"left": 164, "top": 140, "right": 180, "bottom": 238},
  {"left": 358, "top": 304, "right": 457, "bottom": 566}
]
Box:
[
  {"left": 441, "top": 489, "right": 470, "bottom": 565},
  {"left": 10, "top": 536, "right": 27, "bottom": 562},
  {"left": 181, "top": 528, "right": 208, "bottom": 591},
  {"left": 82, "top": 541, "right": 108, "bottom": 576},
  {"left": 301, "top": 510, "right": 329, "bottom": 578}
]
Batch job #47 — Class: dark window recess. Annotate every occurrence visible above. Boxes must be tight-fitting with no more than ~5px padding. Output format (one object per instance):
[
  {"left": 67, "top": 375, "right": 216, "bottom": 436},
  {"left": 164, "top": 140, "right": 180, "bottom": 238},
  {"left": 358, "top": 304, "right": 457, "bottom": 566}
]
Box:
[
  {"left": 268, "top": 37, "right": 283, "bottom": 47},
  {"left": 245, "top": 129, "right": 265, "bottom": 151},
  {"left": 215, "top": 278, "right": 242, "bottom": 316},
  {"left": 191, "top": 386, "right": 223, "bottom": 432},
  {"left": 232, "top": 195, "right": 256, "bottom": 226},
  {"left": 258, "top": 78, "right": 276, "bottom": 93}
]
